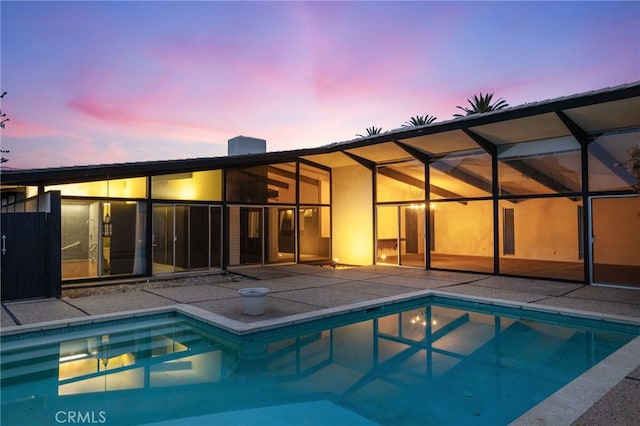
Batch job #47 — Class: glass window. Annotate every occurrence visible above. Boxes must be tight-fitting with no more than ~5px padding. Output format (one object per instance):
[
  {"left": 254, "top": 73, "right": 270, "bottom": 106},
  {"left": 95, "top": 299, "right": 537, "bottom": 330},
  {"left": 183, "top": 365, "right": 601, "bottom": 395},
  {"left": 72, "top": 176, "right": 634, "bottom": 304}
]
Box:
[
  {"left": 588, "top": 128, "right": 640, "bottom": 192},
  {"left": 498, "top": 137, "right": 582, "bottom": 196},
  {"left": 210, "top": 207, "right": 222, "bottom": 268},
  {"left": 265, "top": 206, "right": 296, "bottom": 264},
  {"left": 430, "top": 200, "right": 493, "bottom": 273},
  {"left": 228, "top": 206, "right": 263, "bottom": 265},
  {"left": 498, "top": 197, "right": 584, "bottom": 281},
  {"left": 105, "top": 201, "right": 147, "bottom": 277},
  {"left": 25, "top": 186, "right": 38, "bottom": 198},
  {"left": 267, "top": 163, "right": 296, "bottom": 203},
  {"left": 299, "top": 206, "right": 331, "bottom": 262},
  {"left": 152, "top": 204, "right": 223, "bottom": 273},
  {"left": 299, "top": 163, "right": 330, "bottom": 204},
  {"left": 226, "top": 163, "right": 296, "bottom": 204},
  {"left": 47, "top": 177, "right": 147, "bottom": 198},
  {"left": 591, "top": 196, "right": 640, "bottom": 287},
  {"left": 377, "top": 160, "right": 425, "bottom": 203},
  {"left": 61, "top": 199, "right": 147, "bottom": 280},
  {"left": 429, "top": 149, "right": 492, "bottom": 199},
  {"left": 376, "top": 204, "right": 426, "bottom": 268},
  {"left": 152, "top": 170, "right": 221, "bottom": 201}
]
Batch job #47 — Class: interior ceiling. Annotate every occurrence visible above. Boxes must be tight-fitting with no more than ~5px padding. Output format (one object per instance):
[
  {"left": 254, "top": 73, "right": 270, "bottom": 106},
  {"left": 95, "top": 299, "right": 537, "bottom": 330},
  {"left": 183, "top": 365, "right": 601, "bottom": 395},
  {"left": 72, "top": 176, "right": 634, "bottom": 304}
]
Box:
[
  {"left": 429, "top": 167, "right": 491, "bottom": 199},
  {"left": 469, "top": 112, "right": 571, "bottom": 145},
  {"left": 313, "top": 99, "right": 639, "bottom": 170},
  {"left": 345, "top": 142, "right": 413, "bottom": 163},
  {"left": 398, "top": 130, "right": 479, "bottom": 154},
  {"left": 300, "top": 152, "right": 358, "bottom": 168},
  {"left": 299, "top": 162, "right": 329, "bottom": 179},
  {"left": 563, "top": 97, "right": 640, "bottom": 133}
]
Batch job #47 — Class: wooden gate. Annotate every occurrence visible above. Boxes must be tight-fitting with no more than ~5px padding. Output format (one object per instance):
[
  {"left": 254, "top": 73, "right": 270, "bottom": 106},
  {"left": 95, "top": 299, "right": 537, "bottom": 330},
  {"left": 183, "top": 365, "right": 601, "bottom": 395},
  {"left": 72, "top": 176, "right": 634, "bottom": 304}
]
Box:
[{"left": 1, "top": 212, "right": 61, "bottom": 301}]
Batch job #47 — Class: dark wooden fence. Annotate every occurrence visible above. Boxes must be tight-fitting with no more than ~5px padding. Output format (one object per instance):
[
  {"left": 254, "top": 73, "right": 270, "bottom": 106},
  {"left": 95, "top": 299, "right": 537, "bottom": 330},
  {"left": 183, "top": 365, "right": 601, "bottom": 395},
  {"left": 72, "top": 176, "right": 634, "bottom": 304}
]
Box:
[{"left": 1, "top": 193, "right": 61, "bottom": 301}]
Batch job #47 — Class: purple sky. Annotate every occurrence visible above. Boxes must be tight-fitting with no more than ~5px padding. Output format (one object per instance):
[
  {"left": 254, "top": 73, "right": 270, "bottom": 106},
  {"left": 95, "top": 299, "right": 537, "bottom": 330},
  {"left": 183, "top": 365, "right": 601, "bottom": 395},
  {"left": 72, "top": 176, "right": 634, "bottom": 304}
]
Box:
[{"left": 1, "top": 1, "right": 639, "bottom": 169}]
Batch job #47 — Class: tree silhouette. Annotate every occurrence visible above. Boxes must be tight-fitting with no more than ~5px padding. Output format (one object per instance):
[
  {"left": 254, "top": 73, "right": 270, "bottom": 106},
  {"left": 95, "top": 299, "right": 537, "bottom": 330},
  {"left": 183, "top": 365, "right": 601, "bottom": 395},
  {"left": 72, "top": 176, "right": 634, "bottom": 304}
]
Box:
[
  {"left": 0, "top": 91, "right": 8, "bottom": 163},
  {"left": 356, "top": 126, "right": 383, "bottom": 137},
  {"left": 403, "top": 115, "right": 437, "bottom": 127},
  {"left": 454, "top": 92, "right": 508, "bottom": 117}
]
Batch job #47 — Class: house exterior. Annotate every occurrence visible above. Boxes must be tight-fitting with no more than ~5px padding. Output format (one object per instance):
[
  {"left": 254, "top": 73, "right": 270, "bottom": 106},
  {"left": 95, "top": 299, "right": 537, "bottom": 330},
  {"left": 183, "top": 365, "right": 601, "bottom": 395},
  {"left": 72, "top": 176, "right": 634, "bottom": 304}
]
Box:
[{"left": 1, "top": 82, "right": 639, "bottom": 298}]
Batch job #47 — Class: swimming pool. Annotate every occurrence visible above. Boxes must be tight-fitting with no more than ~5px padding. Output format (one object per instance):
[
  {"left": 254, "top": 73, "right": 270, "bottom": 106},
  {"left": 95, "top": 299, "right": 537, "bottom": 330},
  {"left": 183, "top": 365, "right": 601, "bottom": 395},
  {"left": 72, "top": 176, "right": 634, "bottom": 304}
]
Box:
[{"left": 1, "top": 295, "right": 638, "bottom": 425}]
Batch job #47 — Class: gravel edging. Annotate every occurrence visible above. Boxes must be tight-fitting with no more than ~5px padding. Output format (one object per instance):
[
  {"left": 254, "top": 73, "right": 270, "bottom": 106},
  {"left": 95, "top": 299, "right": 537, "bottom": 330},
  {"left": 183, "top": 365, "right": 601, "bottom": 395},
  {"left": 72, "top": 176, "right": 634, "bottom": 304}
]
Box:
[{"left": 63, "top": 272, "right": 250, "bottom": 298}]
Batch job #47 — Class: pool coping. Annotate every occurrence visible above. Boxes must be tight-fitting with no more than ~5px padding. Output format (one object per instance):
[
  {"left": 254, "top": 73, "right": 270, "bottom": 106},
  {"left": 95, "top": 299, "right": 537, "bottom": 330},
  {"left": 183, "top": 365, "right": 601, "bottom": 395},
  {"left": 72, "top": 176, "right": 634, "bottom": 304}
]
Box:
[
  {"left": 5, "top": 289, "right": 639, "bottom": 336},
  {"left": 1, "top": 290, "right": 639, "bottom": 426}
]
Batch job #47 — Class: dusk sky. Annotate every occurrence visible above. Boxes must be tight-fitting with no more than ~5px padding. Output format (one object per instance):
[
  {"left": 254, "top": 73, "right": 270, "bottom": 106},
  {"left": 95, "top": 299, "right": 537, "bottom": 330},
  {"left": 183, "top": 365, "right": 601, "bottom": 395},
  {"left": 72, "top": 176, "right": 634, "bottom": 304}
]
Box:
[{"left": 1, "top": 1, "right": 639, "bottom": 170}]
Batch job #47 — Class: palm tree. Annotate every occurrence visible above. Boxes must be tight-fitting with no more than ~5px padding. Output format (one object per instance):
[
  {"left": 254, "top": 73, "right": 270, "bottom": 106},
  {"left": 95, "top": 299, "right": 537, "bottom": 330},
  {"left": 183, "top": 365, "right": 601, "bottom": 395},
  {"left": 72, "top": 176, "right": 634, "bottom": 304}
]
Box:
[
  {"left": 403, "top": 115, "right": 437, "bottom": 127},
  {"left": 1, "top": 91, "right": 9, "bottom": 163},
  {"left": 356, "top": 126, "right": 383, "bottom": 137},
  {"left": 454, "top": 92, "right": 508, "bottom": 117}
]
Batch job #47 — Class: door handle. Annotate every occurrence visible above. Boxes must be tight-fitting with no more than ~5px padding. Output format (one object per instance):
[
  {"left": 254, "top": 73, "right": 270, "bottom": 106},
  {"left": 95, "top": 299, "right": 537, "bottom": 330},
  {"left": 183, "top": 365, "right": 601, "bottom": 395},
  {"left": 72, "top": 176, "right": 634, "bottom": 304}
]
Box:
[{"left": 1, "top": 235, "right": 6, "bottom": 255}]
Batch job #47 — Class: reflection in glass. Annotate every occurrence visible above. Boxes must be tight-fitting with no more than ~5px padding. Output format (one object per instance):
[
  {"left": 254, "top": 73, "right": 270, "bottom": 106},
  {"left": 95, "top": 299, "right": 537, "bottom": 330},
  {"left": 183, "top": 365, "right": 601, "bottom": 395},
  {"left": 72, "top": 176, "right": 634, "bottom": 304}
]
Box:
[
  {"left": 498, "top": 137, "right": 582, "bottom": 196},
  {"left": 226, "top": 163, "right": 297, "bottom": 204},
  {"left": 429, "top": 149, "right": 492, "bottom": 199},
  {"left": 588, "top": 129, "right": 640, "bottom": 192}
]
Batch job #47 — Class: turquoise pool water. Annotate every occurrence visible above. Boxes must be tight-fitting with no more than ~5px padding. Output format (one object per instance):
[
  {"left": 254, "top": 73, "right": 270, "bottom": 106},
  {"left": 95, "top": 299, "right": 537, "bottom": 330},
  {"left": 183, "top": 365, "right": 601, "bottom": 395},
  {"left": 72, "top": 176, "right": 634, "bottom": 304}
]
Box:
[{"left": 1, "top": 296, "right": 638, "bottom": 425}]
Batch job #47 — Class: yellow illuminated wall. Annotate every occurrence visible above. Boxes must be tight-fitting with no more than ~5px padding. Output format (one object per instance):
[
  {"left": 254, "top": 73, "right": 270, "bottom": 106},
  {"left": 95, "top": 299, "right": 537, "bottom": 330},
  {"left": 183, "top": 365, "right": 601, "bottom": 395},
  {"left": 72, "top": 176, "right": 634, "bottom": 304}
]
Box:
[
  {"left": 432, "top": 201, "right": 493, "bottom": 257},
  {"left": 46, "top": 177, "right": 147, "bottom": 198},
  {"left": 499, "top": 198, "right": 581, "bottom": 262},
  {"left": 152, "top": 170, "right": 222, "bottom": 201},
  {"left": 591, "top": 196, "right": 640, "bottom": 266},
  {"left": 332, "top": 165, "right": 373, "bottom": 265},
  {"left": 25, "top": 186, "right": 38, "bottom": 198}
]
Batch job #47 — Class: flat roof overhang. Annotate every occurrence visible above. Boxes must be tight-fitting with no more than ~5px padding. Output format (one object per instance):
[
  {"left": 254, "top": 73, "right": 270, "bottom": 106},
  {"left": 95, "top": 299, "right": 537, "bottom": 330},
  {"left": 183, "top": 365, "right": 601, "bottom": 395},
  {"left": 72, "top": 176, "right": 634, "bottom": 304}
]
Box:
[{"left": 2, "top": 82, "right": 639, "bottom": 187}]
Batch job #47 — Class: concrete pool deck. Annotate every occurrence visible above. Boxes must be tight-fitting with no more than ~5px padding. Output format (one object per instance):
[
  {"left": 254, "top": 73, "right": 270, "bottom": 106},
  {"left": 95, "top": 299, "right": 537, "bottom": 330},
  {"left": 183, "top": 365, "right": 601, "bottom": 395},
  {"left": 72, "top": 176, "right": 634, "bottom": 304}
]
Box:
[{"left": 1, "top": 264, "right": 639, "bottom": 425}]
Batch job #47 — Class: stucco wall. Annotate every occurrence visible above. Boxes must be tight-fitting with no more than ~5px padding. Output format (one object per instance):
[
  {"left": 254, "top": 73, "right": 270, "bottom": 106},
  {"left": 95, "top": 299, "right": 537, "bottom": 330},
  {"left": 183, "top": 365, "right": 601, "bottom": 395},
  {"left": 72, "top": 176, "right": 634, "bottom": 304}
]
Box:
[
  {"left": 332, "top": 165, "right": 373, "bottom": 265},
  {"left": 432, "top": 201, "right": 493, "bottom": 257},
  {"left": 501, "top": 198, "right": 581, "bottom": 262}
]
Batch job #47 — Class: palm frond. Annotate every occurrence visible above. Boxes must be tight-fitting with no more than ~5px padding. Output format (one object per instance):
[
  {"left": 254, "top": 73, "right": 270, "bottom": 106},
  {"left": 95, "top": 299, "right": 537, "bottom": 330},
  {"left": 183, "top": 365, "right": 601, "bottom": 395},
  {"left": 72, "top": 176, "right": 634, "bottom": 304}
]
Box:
[
  {"left": 356, "top": 126, "right": 383, "bottom": 137},
  {"left": 454, "top": 92, "right": 509, "bottom": 117},
  {"left": 403, "top": 114, "right": 437, "bottom": 127}
]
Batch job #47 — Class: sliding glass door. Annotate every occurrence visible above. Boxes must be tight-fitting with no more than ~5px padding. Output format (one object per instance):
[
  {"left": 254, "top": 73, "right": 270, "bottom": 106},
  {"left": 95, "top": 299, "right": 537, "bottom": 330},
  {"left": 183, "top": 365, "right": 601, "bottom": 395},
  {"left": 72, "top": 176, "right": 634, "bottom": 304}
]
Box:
[
  {"left": 228, "top": 206, "right": 296, "bottom": 266},
  {"left": 376, "top": 204, "right": 425, "bottom": 268},
  {"left": 153, "top": 204, "right": 222, "bottom": 274},
  {"left": 61, "top": 200, "right": 147, "bottom": 280},
  {"left": 590, "top": 196, "right": 640, "bottom": 287}
]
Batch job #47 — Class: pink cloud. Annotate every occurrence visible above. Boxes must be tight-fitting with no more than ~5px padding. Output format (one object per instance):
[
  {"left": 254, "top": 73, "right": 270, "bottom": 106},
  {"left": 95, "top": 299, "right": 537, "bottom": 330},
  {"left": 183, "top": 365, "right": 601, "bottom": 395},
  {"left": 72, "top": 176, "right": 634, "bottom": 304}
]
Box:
[
  {"left": 68, "top": 97, "right": 138, "bottom": 124},
  {"left": 1, "top": 118, "right": 66, "bottom": 139}
]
